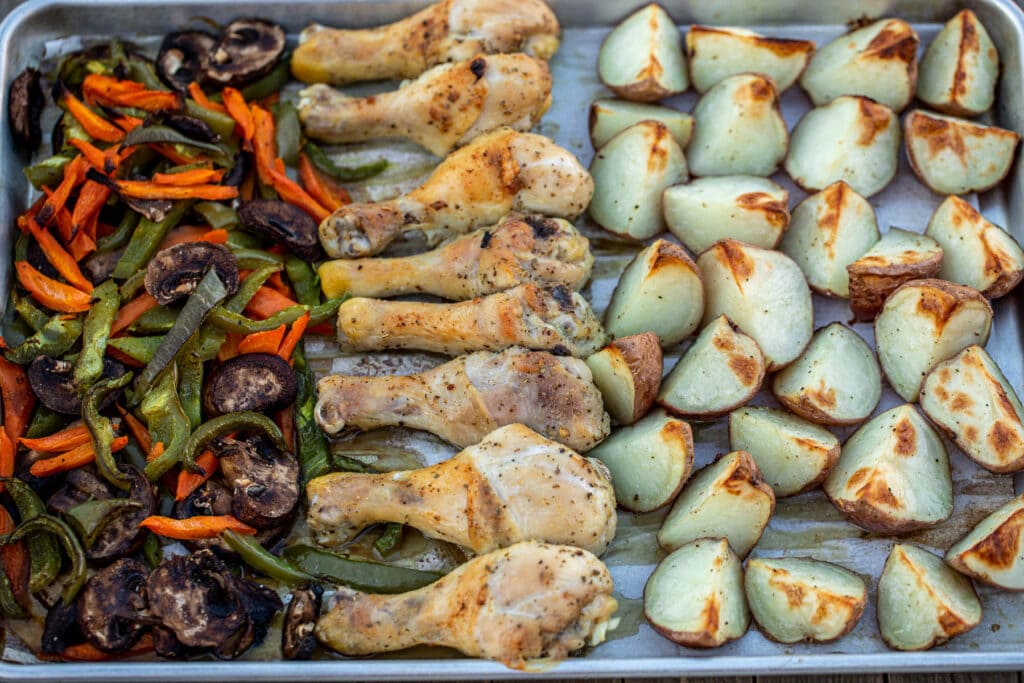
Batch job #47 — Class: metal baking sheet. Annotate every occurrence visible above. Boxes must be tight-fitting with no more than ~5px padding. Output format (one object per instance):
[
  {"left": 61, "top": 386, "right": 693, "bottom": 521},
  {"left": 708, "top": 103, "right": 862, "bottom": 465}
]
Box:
[{"left": 3, "top": 0, "right": 1024, "bottom": 679}]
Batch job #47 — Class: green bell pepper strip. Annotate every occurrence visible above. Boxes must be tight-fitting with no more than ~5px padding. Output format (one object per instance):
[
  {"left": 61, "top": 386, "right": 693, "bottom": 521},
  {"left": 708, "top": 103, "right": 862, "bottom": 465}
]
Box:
[
  {"left": 84, "top": 372, "right": 135, "bottom": 490},
  {"left": 4, "top": 514, "right": 87, "bottom": 606},
  {"left": 23, "top": 154, "right": 73, "bottom": 190},
  {"left": 96, "top": 210, "right": 140, "bottom": 253},
  {"left": 0, "top": 559, "right": 24, "bottom": 618},
  {"left": 184, "top": 101, "right": 237, "bottom": 142},
  {"left": 194, "top": 201, "right": 239, "bottom": 230},
  {"left": 142, "top": 532, "right": 162, "bottom": 569},
  {"left": 127, "top": 56, "right": 165, "bottom": 91},
  {"left": 118, "top": 269, "right": 148, "bottom": 303},
  {"left": 66, "top": 499, "right": 141, "bottom": 549},
  {"left": 272, "top": 101, "right": 301, "bottom": 166},
  {"left": 3, "top": 315, "right": 83, "bottom": 365},
  {"left": 282, "top": 545, "right": 442, "bottom": 594},
  {"left": 285, "top": 256, "right": 321, "bottom": 307},
  {"left": 107, "top": 335, "right": 164, "bottom": 365},
  {"left": 13, "top": 291, "right": 50, "bottom": 332},
  {"left": 133, "top": 269, "right": 227, "bottom": 401},
  {"left": 302, "top": 141, "right": 389, "bottom": 181},
  {"left": 5, "top": 479, "right": 61, "bottom": 593},
  {"left": 240, "top": 60, "right": 291, "bottom": 101},
  {"left": 74, "top": 279, "right": 119, "bottom": 389},
  {"left": 24, "top": 406, "right": 69, "bottom": 440},
  {"left": 207, "top": 297, "right": 344, "bottom": 335},
  {"left": 226, "top": 263, "right": 282, "bottom": 312},
  {"left": 140, "top": 364, "right": 191, "bottom": 481},
  {"left": 181, "top": 411, "right": 287, "bottom": 473},
  {"left": 232, "top": 248, "right": 284, "bottom": 270},
  {"left": 373, "top": 523, "right": 403, "bottom": 556},
  {"left": 112, "top": 200, "right": 192, "bottom": 280},
  {"left": 294, "top": 346, "right": 331, "bottom": 485},
  {"left": 222, "top": 530, "right": 315, "bottom": 585},
  {"left": 226, "top": 231, "right": 267, "bottom": 251},
  {"left": 177, "top": 340, "right": 204, "bottom": 430},
  {"left": 130, "top": 305, "right": 178, "bottom": 335}
]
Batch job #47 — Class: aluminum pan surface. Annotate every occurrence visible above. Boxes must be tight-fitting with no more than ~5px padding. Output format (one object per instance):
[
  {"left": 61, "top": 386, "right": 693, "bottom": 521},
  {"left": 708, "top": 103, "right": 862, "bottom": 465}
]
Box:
[{"left": 2, "top": 0, "right": 1024, "bottom": 679}]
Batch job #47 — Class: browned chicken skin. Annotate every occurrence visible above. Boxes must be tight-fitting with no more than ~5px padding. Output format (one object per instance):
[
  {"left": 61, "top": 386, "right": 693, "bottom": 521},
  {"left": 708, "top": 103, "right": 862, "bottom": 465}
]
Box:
[
  {"left": 335, "top": 283, "right": 607, "bottom": 357},
  {"left": 291, "top": 0, "right": 560, "bottom": 85},
  {"left": 317, "top": 213, "right": 593, "bottom": 300},
  {"left": 316, "top": 541, "right": 618, "bottom": 669},
  {"left": 306, "top": 424, "right": 618, "bottom": 554},
  {"left": 298, "top": 54, "right": 552, "bottom": 157},
  {"left": 315, "top": 346, "right": 610, "bottom": 451},
  {"left": 318, "top": 129, "right": 594, "bottom": 258}
]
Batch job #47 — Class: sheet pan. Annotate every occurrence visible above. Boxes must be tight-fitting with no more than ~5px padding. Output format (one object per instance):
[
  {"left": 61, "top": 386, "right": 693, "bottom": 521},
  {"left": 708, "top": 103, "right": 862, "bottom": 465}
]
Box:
[{"left": 2, "top": 0, "right": 1024, "bottom": 678}]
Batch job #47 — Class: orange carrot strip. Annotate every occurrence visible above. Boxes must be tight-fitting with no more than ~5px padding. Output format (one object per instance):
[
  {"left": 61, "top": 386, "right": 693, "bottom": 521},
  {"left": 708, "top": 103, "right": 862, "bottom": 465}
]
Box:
[
  {"left": 251, "top": 105, "right": 277, "bottom": 186},
  {"left": 152, "top": 168, "right": 225, "bottom": 186},
  {"left": 270, "top": 158, "right": 330, "bottom": 222},
  {"left": 66, "top": 230, "right": 97, "bottom": 262},
  {"left": 216, "top": 331, "right": 243, "bottom": 362},
  {"left": 40, "top": 188, "right": 77, "bottom": 244},
  {"left": 174, "top": 450, "right": 219, "bottom": 501},
  {"left": 0, "top": 506, "right": 27, "bottom": 609},
  {"left": 109, "top": 178, "right": 238, "bottom": 201},
  {"left": 275, "top": 406, "right": 295, "bottom": 452},
  {"left": 188, "top": 82, "right": 227, "bottom": 114},
  {"left": 111, "top": 293, "right": 159, "bottom": 337},
  {"left": 71, "top": 180, "right": 111, "bottom": 241},
  {"left": 298, "top": 152, "right": 350, "bottom": 211},
  {"left": 110, "top": 112, "right": 143, "bottom": 133},
  {"left": 0, "top": 431, "right": 14, "bottom": 493},
  {"left": 106, "top": 346, "right": 143, "bottom": 368},
  {"left": 244, "top": 286, "right": 298, "bottom": 320},
  {"left": 29, "top": 436, "right": 128, "bottom": 477},
  {"left": 278, "top": 312, "right": 309, "bottom": 362},
  {"left": 117, "top": 406, "right": 152, "bottom": 454},
  {"left": 113, "top": 90, "right": 183, "bottom": 112},
  {"left": 24, "top": 215, "right": 93, "bottom": 293},
  {"left": 150, "top": 143, "right": 200, "bottom": 166},
  {"left": 237, "top": 325, "right": 286, "bottom": 356},
  {"left": 0, "top": 353, "right": 35, "bottom": 444},
  {"left": 138, "top": 514, "right": 256, "bottom": 540},
  {"left": 62, "top": 92, "right": 124, "bottom": 143},
  {"left": 67, "top": 138, "right": 110, "bottom": 171},
  {"left": 37, "top": 156, "right": 87, "bottom": 226},
  {"left": 18, "top": 424, "right": 91, "bottom": 452},
  {"left": 265, "top": 271, "right": 291, "bottom": 296},
  {"left": 15, "top": 261, "right": 93, "bottom": 313},
  {"left": 222, "top": 87, "right": 254, "bottom": 144},
  {"left": 159, "top": 225, "right": 229, "bottom": 250},
  {"left": 60, "top": 633, "right": 155, "bottom": 662},
  {"left": 81, "top": 74, "right": 145, "bottom": 107}
]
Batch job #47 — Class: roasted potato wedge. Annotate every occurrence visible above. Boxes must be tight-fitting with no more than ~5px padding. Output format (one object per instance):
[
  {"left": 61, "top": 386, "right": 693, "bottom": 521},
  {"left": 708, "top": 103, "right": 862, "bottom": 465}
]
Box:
[
  {"left": 875, "top": 279, "right": 992, "bottom": 401},
  {"left": 589, "top": 99, "right": 693, "bottom": 149},
  {"left": 799, "top": 18, "right": 919, "bottom": 111},
  {"left": 946, "top": 493, "right": 1024, "bottom": 590},
  {"left": 687, "top": 73, "right": 787, "bottom": 177},
  {"left": 824, "top": 404, "right": 952, "bottom": 534},
  {"left": 604, "top": 239, "right": 704, "bottom": 347},
  {"left": 587, "top": 409, "right": 694, "bottom": 513},
  {"left": 772, "top": 323, "right": 882, "bottom": 426},
  {"left": 785, "top": 95, "right": 900, "bottom": 198},
  {"left": 925, "top": 195, "right": 1024, "bottom": 299},
  {"left": 744, "top": 557, "right": 866, "bottom": 644},
  {"left": 589, "top": 121, "right": 688, "bottom": 240},
  {"left": 657, "top": 450, "right": 775, "bottom": 557},
  {"left": 729, "top": 407, "right": 840, "bottom": 497},
  {"left": 779, "top": 181, "right": 879, "bottom": 298},
  {"left": 847, "top": 228, "right": 945, "bottom": 322},
  {"left": 657, "top": 315, "right": 765, "bottom": 419},
  {"left": 644, "top": 538, "right": 749, "bottom": 648},
  {"left": 663, "top": 176, "right": 790, "bottom": 253},
  {"left": 905, "top": 109, "right": 1020, "bottom": 195},
  {"left": 685, "top": 25, "right": 815, "bottom": 93},
  {"left": 879, "top": 544, "right": 982, "bottom": 651},
  {"left": 598, "top": 3, "right": 688, "bottom": 102},
  {"left": 586, "top": 332, "right": 663, "bottom": 425},
  {"left": 920, "top": 345, "right": 1024, "bottom": 473},
  {"left": 916, "top": 10, "right": 999, "bottom": 117},
  {"left": 698, "top": 239, "right": 813, "bottom": 371}
]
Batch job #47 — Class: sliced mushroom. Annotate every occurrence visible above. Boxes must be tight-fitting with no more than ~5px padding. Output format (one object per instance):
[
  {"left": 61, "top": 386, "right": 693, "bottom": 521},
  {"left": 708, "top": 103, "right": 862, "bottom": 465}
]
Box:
[
  {"left": 41, "top": 602, "right": 84, "bottom": 655},
  {"left": 152, "top": 625, "right": 188, "bottom": 659},
  {"left": 87, "top": 466, "right": 156, "bottom": 563},
  {"left": 157, "top": 30, "right": 217, "bottom": 91},
  {"left": 147, "top": 549, "right": 249, "bottom": 650},
  {"left": 847, "top": 228, "right": 944, "bottom": 322},
  {"left": 8, "top": 67, "right": 44, "bottom": 152},
  {"left": 47, "top": 468, "right": 115, "bottom": 517},
  {"left": 217, "top": 433, "right": 300, "bottom": 529},
  {"left": 916, "top": 10, "right": 999, "bottom": 117},
  {"left": 76, "top": 558, "right": 150, "bottom": 653},
  {"left": 28, "top": 356, "right": 126, "bottom": 415},
  {"left": 145, "top": 242, "right": 240, "bottom": 306},
  {"left": 237, "top": 199, "right": 323, "bottom": 261},
  {"left": 215, "top": 578, "right": 283, "bottom": 659},
  {"left": 204, "top": 19, "right": 287, "bottom": 89},
  {"left": 82, "top": 249, "right": 124, "bottom": 286},
  {"left": 203, "top": 352, "right": 298, "bottom": 416},
  {"left": 283, "top": 584, "right": 323, "bottom": 660}
]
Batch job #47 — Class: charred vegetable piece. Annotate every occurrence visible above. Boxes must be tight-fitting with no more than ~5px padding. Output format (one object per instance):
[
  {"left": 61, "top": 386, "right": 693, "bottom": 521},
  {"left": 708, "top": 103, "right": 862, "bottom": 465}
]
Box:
[
  {"left": 145, "top": 242, "right": 240, "bottom": 306},
  {"left": 182, "top": 410, "right": 287, "bottom": 473},
  {"left": 237, "top": 199, "right": 323, "bottom": 261},
  {"left": 204, "top": 19, "right": 287, "bottom": 89},
  {"left": 113, "top": 200, "right": 192, "bottom": 280},
  {"left": 8, "top": 67, "right": 44, "bottom": 152},
  {"left": 216, "top": 578, "right": 282, "bottom": 659},
  {"left": 157, "top": 31, "right": 216, "bottom": 91},
  {"left": 76, "top": 558, "right": 150, "bottom": 653},
  {"left": 42, "top": 602, "right": 83, "bottom": 655},
  {"left": 84, "top": 373, "right": 135, "bottom": 490},
  {"left": 161, "top": 113, "right": 220, "bottom": 144},
  {"left": 85, "top": 467, "right": 155, "bottom": 563},
  {"left": 217, "top": 433, "right": 300, "bottom": 529},
  {"left": 4, "top": 315, "right": 83, "bottom": 365},
  {"left": 282, "top": 584, "right": 322, "bottom": 660},
  {"left": 28, "top": 356, "right": 126, "bottom": 415},
  {"left": 203, "top": 352, "right": 297, "bottom": 415},
  {"left": 147, "top": 549, "right": 247, "bottom": 650}
]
